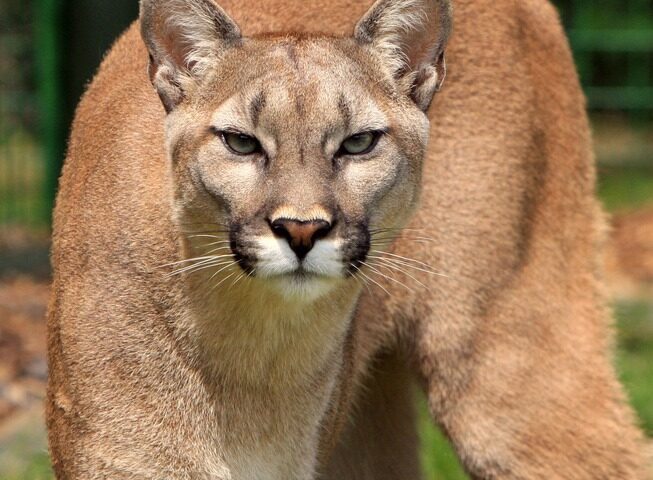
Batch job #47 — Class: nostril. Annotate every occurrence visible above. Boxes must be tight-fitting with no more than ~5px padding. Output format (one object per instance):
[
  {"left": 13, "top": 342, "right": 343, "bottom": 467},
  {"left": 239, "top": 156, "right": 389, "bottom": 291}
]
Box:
[
  {"left": 311, "top": 220, "right": 332, "bottom": 243},
  {"left": 270, "top": 219, "right": 292, "bottom": 242}
]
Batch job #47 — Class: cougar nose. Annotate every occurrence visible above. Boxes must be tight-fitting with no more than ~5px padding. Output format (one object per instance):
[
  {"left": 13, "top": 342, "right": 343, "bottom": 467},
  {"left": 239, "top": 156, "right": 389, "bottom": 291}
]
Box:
[{"left": 270, "top": 218, "right": 333, "bottom": 259}]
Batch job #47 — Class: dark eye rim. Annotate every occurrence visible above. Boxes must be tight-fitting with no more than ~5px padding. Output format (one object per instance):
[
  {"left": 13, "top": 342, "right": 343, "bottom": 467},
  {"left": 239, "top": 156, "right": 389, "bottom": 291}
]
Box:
[
  {"left": 213, "top": 128, "right": 262, "bottom": 156},
  {"left": 336, "top": 130, "right": 385, "bottom": 157}
]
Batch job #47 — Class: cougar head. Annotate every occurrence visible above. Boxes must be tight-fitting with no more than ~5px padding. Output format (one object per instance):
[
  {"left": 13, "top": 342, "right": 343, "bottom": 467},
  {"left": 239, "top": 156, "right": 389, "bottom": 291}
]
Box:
[{"left": 141, "top": 0, "right": 452, "bottom": 300}]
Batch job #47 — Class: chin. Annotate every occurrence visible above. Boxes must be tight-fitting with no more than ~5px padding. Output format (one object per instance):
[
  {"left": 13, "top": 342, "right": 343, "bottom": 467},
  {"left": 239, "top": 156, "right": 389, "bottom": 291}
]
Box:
[{"left": 265, "top": 271, "right": 341, "bottom": 302}]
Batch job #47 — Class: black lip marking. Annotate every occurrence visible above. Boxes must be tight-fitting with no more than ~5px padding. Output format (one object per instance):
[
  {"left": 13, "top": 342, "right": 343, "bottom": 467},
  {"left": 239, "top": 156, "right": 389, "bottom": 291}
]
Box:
[
  {"left": 232, "top": 248, "right": 256, "bottom": 274},
  {"left": 343, "top": 220, "right": 370, "bottom": 276},
  {"left": 228, "top": 215, "right": 370, "bottom": 279},
  {"left": 229, "top": 226, "right": 257, "bottom": 274}
]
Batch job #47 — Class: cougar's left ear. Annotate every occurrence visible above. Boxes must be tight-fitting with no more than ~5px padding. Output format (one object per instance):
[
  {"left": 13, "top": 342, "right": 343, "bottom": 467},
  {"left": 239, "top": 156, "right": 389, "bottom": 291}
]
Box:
[
  {"left": 355, "top": 0, "right": 453, "bottom": 111},
  {"left": 140, "top": 0, "right": 242, "bottom": 113}
]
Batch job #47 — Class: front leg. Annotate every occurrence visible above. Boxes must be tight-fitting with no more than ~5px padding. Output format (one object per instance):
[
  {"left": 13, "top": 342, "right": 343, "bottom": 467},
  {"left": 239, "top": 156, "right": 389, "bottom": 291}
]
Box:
[{"left": 416, "top": 301, "right": 650, "bottom": 479}]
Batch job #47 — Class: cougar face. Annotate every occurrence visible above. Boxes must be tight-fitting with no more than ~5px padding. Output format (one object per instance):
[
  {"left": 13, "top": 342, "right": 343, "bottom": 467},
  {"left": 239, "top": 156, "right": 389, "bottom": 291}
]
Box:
[
  {"left": 166, "top": 39, "right": 429, "bottom": 298},
  {"left": 142, "top": 0, "right": 450, "bottom": 299}
]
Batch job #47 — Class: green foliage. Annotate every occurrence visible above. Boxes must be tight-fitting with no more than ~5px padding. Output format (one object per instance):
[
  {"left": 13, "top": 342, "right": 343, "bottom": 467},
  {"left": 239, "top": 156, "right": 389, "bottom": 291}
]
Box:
[
  {"left": 0, "top": 413, "right": 53, "bottom": 480},
  {"left": 4, "top": 452, "right": 53, "bottom": 480},
  {"left": 598, "top": 165, "right": 653, "bottom": 212},
  {"left": 615, "top": 301, "right": 653, "bottom": 436},
  {"left": 418, "top": 396, "right": 469, "bottom": 479},
  {"left": 0, "top": 130, "right": 48, "bottom": 226},
  {"left": 555, "top": 0, "right": 653, "bottom": 30}
]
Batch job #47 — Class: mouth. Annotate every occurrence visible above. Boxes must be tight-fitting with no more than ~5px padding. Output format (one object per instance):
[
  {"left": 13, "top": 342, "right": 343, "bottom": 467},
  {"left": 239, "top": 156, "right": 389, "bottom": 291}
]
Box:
[
  {"left": 260, "top": 262, "right": 341, "bottom": 283},
  {"left": 285, "top": 266, "right": 319, "bottom": 277},
  {"left": 231, "top": 247, "right": 337, "bottom": 278},
  {"left": 228, "top": 224, "right": 370, "bottom": 292},
  {"left": 264, "top": 267, "right": 341, "bottom": 301}
]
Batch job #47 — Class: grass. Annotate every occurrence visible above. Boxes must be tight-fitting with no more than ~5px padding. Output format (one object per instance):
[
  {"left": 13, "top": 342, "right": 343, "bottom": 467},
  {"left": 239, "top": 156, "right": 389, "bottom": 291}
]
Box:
[
  {"left": 0, "top": 411, "right": 53, "bottom": 480},
  {"left": 1, "top": 448, "right": 51, "bottom": 480},
  {"left": 616, "top": 301, "right": 653, "bottom": 437},
  {"left": 419, "top": 398, "right": 469, "bottom": 480}
]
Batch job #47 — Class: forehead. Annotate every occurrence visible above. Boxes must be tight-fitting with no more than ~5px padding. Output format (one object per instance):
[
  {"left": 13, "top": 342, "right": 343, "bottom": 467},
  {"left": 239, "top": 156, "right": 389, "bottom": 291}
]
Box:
[{"left": 202, "top": 37, "right": 394, "bottom": 132}]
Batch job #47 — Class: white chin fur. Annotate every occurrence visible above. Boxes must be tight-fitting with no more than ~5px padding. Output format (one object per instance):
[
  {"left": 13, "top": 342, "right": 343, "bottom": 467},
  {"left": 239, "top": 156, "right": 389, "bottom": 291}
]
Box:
[
  {"left": 254, "top": 236, "right": 344, "bottom": 300},
  {"left": 255, "top": 236, "right": 300, "bottom": 277},
  {"left": 269, "top": 275, "right": 339, "bottom": 302},
  {"left": 303, "top": 239, "right": 345, "bottom": 277}
]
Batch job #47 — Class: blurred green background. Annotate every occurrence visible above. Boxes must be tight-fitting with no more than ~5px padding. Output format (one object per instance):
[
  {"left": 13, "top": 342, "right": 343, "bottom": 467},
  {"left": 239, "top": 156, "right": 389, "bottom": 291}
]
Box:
[{"left": 0, "top": 1, "right": 651, "bottom": 479}]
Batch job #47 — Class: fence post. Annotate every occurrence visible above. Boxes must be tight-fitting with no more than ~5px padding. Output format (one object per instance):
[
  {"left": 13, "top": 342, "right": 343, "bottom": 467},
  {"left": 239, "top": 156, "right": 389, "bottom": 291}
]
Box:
[{"left": 35, "top": 0, "right": 65, "bottom": 226}]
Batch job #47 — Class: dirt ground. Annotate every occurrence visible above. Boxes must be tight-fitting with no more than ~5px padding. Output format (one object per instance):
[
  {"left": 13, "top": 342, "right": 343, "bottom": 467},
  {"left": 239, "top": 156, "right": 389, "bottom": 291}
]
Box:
[
  {"left": 0, "top": 277, "right": 48, "bottom": 427},
  {"left": 0, "top": 208, "right": 652, "bottom": 455}
]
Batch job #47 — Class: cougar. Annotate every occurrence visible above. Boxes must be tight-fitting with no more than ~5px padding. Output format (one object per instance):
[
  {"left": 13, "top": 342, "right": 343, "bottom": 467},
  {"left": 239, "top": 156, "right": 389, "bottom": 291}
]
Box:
[{"left": 47, "top": 0, "right": 651, "bottom": 478}]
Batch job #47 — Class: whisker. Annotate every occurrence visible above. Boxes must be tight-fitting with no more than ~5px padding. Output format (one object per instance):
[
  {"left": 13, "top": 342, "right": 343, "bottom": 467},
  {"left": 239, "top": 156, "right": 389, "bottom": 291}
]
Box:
[
  {"left": 362, "top": 261, "right": 416, "bottom": 294},
  {"left": 181, "top": 229, "right": 230, "bottom": 235},
  {"left": 228, "top": 271, "right": 247, "bottom": 291},
  {"left": 351, "top": 264, "right": 392, "bottom": 297},
  {"left": 160, "top": 254, "right": 235, "bottom": 268},
  {"left": 352, "top": 270, "right": 372, "bottom": 295},
  {"left": 368, "top": 227, "right": 431, "bottom": 234},
  {"left": 196, "top": 240, "right": 231, "bottom": 248},
  {"left": 369, "top": 258, "right": 428, "bottom": 289},
  {"left": 367, "top": 254, "right": 448, "bottom": 278},
  {"left": 369, "top": 250, "right": 444, "bottom": 271},
  {"left": 203, "top": 246, "right": 232, "bottom": 255},
  {"left": 370, "top": 238, "right": 433, "bottom": 247},
  {"left": 349, "top": 263, "right": 373, "bottom": 295},
  {"left": 210, "top": 270, "right": 239, "bottom": 293},
  {"left": 186, "top": 234, "right": 227, "bottom": 240},
  {"left": 167, "top": 261, "right": 233, "bottom": 278},
  {"left": 167, "top": 258, "right": 234, "bottom": 277},
  {"left": 370, "top": 235, "right": 435, "bottom": 244},
  {"left": 179, "top": 222, "right": 229, "bottom": 227},
  {"left": 207, "top": 261, "right": 238, "bottom": 283}
]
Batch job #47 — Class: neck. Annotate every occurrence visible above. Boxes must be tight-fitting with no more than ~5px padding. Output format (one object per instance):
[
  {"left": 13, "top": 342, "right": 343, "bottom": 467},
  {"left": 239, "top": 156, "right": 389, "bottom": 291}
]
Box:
[
  {"left": 177, "top": 270, "right": 361, "bottom": 479},
  {"left": 186, "top": 272, "right": 360, "bottom": 384}
]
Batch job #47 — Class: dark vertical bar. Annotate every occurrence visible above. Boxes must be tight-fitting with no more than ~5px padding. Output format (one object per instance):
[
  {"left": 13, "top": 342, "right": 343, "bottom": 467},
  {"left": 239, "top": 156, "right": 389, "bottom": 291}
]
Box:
[
  {"left": 35, "top": 0, "right": 65, "bottom": 226},
  {"left": 572, "top": 0, "right": 591, "bottom": 89},
  {"left": 628, "top": 0, "right": 650, "bottom": 122},
  {"left": 62, "top": 0, "right": 138, "bottom": 124},
  {"left": 0, "top": 97, "right": 7, "bottom": 227},
  {"left": 33, "top": 0, "right": 138, "bottom": 228}
]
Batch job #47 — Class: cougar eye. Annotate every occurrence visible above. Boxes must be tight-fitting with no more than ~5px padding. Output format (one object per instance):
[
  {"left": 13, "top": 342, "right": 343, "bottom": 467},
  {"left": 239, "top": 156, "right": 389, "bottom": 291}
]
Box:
[
  {"left": 338, "top": 131, "right": 381, "bottom": 156},
  {"left": 220, "top": 131, "right": 261, "bottom": 155}
]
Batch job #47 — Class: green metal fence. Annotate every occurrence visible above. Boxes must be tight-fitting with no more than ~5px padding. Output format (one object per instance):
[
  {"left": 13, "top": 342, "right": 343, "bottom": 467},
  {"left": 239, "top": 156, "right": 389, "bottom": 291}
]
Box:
[
  {"left": 0, "top": 0, "right": 136, "bottom": 232},
  {"left": 556, "top": 0, "right": 653, "bottom": 113},
  {"left": 0, "top": 0, "right": 48, "bottom": 228},
  {"left": 0, "top": 0, "right": 651, "bottom": 231}
]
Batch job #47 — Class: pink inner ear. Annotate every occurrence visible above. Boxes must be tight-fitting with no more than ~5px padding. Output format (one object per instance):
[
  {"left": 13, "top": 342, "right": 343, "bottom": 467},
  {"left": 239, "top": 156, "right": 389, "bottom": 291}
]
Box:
[
  {"left": 402, "top": 22, "right": 442, "bottom": 73},
  {"left": 354, "top": 0, "right": 451, "bottom": 81},
  {"left": 159, "top": 25, "right": 193, "bottom": 71},
  {"left": 404, "top": 47, "right": 428, "bottom": 72}
]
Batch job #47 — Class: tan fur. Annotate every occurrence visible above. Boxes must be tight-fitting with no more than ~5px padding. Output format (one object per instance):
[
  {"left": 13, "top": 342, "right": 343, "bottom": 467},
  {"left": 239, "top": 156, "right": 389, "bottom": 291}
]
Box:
[{"left": 47, "top": 0, "right": 650, "bottom": 479}]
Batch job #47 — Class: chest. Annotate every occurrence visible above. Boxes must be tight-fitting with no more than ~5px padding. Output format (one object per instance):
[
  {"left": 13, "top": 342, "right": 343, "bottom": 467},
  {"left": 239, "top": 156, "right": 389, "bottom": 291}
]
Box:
[{"left": 194, "top": 369, "right": 340, "bottom": 480}]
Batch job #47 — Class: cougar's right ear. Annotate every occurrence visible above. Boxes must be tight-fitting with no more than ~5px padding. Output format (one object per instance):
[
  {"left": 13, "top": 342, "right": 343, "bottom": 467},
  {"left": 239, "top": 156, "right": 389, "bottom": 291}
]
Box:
[
  {"left": 140, "top": 0, "right": 241, "bottom": 113},
  {"left": 355, "top": 0, "right": 453, "bottom": 111}
]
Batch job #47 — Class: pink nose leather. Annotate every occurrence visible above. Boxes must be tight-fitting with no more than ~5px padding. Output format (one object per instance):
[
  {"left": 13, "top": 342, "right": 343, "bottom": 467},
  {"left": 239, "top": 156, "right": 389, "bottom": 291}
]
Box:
[{"left": 270, "top": 218, "right": 332, "bottom": 259}]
